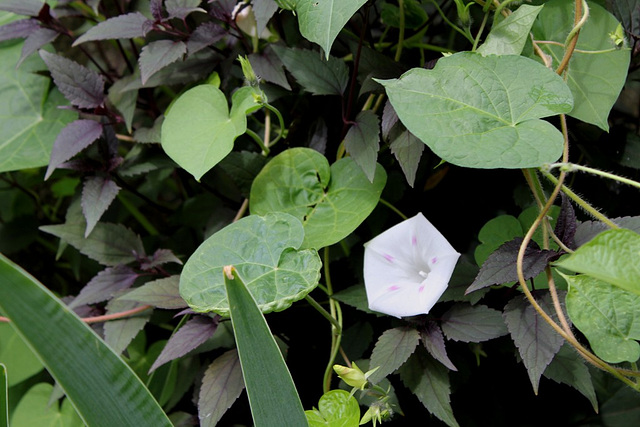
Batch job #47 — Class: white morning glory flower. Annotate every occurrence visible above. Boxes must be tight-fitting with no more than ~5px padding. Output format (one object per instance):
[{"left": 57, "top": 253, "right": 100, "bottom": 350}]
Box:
[{"left": 363, "top": 213, "right": 460, "bottom": 318}]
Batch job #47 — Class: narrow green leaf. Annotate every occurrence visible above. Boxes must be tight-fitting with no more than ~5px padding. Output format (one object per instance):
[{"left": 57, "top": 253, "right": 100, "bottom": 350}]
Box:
[
  {"left": 0, "top": 254, "right": 172, "bottom": 426},
  {"left": 294, "top": 0, "right": 367, "bottom": 57},
  {"left": 563, "top": 273, "right": 640, "bottom": 363},
  {"left": 368, "top": 327, "right": 420, "bottom": 384},
  {"left": 477, "top": 5, "right": 543, "bottom": 56},
  {"left": 223, "top": 265, "right": 307, "bottom": 426},
  {"left": 531, "top": 0, "right": 630, "bottom": 131},
  {"left": 378, "top": 52, "right": 573, "bottom": 169},
  {"left": 0, "top": 364, "right": 6, "bottom": 427},
  {"left": 555, "top": 228, "right": 640, "bottom": 296}
]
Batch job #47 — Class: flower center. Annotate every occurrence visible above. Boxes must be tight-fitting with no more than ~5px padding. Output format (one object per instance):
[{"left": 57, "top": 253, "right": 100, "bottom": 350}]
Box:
[{"left": 418, "top": 270, "right": 429, "bottom": 279}]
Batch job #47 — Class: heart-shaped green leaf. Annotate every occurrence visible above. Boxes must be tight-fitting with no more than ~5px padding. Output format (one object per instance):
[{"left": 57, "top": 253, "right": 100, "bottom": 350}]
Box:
[
  {"left": 161, "top": 84, "right": 260, "bottom": 181},
  {"left": 378, "top": 52, "right": 573, "bottom": 169},
  {"left": 295, "top": 0, "right": 368, "bottom": 57},
  {"left": 180, "top": 213, "right": 321, "bottom": 315},
  {"left": 249, "top": 148, "right": 387, "bottom": 249},
  {"left": 305, "top": 389, "right": 360, "bottom": 427},
  {"left": 531, "top": 0, "right": 630, "bottom": 131}
]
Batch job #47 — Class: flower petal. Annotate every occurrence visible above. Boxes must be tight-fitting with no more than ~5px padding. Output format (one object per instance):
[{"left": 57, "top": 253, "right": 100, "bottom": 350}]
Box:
[{"left": 363, "top": 213, "right": 460, "bottom": 318}]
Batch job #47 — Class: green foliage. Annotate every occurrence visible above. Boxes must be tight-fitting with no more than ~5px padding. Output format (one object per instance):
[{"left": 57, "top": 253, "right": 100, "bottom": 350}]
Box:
[{"left": 1, "top": 0, "right": 640, "bottom": 424}]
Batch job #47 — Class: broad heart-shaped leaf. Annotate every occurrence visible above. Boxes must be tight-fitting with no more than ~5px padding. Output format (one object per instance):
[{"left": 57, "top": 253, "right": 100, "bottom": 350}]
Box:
[
  {"left": 0, "top": 323, "right": 43, "bottom": 386},
  {"left": 271, "top": 45, "right": 349, "bottom": 95},
  {"left": 378, "top": 52, "right": 573, "bottom": 169},
  {"left": 555, "top": 228, "right": 640, "bottom": 296},
  {"left": 0, "top": 42, "right": 75, "bottom": 173},
  {"left": 72, "top": 12, "right": 152, "bottom": 46},
  {"left": 344, "top": 110, "right": 380, "bottom": 182},
  {"left": 11, "top": 383, "right": 83, "bottom": 427},
  {"left": 179, "top": 213, "right": 321, "bottom": 315},
  {"left": 399, "top": 349, "right": 459, "bottom": 427},
  {"left": 368, "top": 327, "right": 420, "bottom": 384},
  {"left": 563, "top": 273, "right": 640, "bottom": 363},
  {"left": 305, "top": 389, "right": 360, "bottom": 427},
  {"left": 440, "top": 303, "right": 508, "bottom": 343},
  {"left": 503, "top": 292, "right": 566, "bottom": 394},
  {"left": 139, "top": 40, "right": 187, "bottom": 85},
  {"left": 223, "top": 266, "right": 307, "bottom": 426},
  {"left": 250, "top": 148, "right": 387, "bottom": 249},
  {"left": 199, "top": 349, "right": 245, "bottom": 427},
  {"left": 531, "top": 0, "right": 630, "bottom": 131},
  {"left": 0, "top": 254, "right": 172, "bottom": 426},
  {"left": 294, "top": 0, "right": 367, "bottom": 57},
  {"left": 39, "top": 50, "right": 106, "bottom": 109},
  {"left": 161, "top": 84, "right": 260, "bottom": 181},
  {"left": 477, "top": 4, "right": 543, "bottom": 56}
]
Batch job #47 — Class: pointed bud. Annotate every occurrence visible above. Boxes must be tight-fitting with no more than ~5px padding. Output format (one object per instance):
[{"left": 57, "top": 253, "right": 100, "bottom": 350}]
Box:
[{"left": 333, "top": 362, "right": 368, "bottom": 390}]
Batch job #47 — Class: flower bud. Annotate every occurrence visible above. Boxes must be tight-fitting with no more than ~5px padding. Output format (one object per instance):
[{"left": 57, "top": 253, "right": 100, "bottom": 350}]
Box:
[{"left": 333, "top": 362, "right": 368, "bottom": 390}]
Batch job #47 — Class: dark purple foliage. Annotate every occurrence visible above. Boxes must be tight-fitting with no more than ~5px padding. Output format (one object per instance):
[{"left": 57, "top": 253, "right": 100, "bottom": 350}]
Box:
[
  {"left": 69, "top": 265, "right": 139, "bottom": 309},
  {"left": 45, "top": 119, "right": 104, "bottom": 179},
  {"left": 0, "top": 19, "right": 40, "bottom": 42}
]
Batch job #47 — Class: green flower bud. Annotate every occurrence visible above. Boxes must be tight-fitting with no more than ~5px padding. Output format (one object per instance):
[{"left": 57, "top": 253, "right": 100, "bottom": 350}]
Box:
[
  {"left": 333, "top": 362, "right": 368, "bottom": 390},
  {"left": 238, "top": 55, "right": 259, "bottom": 87}
]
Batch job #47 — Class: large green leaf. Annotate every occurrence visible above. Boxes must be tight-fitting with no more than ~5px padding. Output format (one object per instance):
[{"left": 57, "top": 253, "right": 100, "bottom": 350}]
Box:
[
  {"left": 161, "top": 84, "right": 260, "bottom": 181},
  {"left": 305, "top": 389, "right": 360, "bottom": 427},
  {"left": 180, "top": 213, "right": 322, "bottom": 315},
  {"left": 223, "top": 266, "right": 307, "bottom": 426},
  {"left": 0, "top": 323, "right": 43, "bottom": 386},
  {"left": 477, "top": 4, "right": 543, "bottom": 56},
  {"left": 0, "top": 42, "right": 75, "bottom": 173},
  {"left": 378, "top": 52, "right": 573, "bottom": 169},
  {"left": 11, "top": 383, "right": 83, "bottom": 427},
  {"left": 0, "top": 253, "right": 172, "bottom": 427},
  {"left": 250, "top": 148, "right": 386, "bottom": 249},
  {"left": 555, "top": 228, "right": 640, "bottom": 296},
  {"left": 563, "top": 273, "right": 640, "bottom": 363},
  {"left": 294, "top": 0, "right": 367, "bottom": 57},
  {"left": 531, "top": 0, "right": 630, "bottom": 131}
]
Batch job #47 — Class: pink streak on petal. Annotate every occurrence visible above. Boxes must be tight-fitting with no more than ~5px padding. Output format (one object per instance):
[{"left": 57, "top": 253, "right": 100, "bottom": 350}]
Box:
[
  {"left": 383, "top": 253, "right": 394, "bottom": 263},
  {"left": 419, "top": 285, "right": 425, "bottom": 293},
  {"left": 411, "top": 235, "right": 417, "bottom": 246},
  {"left": 387, "top": 285, "right": 401, "bottom": 292},
  {"left": 431, "top": 256, "right": 438, "bottom": 264}
]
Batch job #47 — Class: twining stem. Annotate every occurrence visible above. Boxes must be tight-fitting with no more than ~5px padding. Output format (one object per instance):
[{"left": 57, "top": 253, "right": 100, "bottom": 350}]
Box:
[
  {"left": 305, "top": 295, "right": 342, "bottom": 332},
  {"left": 379, "top": 198, "right": 408, "bottom": 220},
  {"left": 472, "top": 9, "right": 490, "bottom": 52},
  {"left": 321, "top": 246, "right": 344, "bottom": 393},
  {"left": 544, "top": 163, "right": 640, "bottom": 190},
  {"left": 556, "top": 0, "right": 588, "bottom": 75},
  {"left": 395, "top": 0, "right": 406, "bottom": 62},
  {"left": 117, "top": 193, "right": 159, "bottom": 236}
]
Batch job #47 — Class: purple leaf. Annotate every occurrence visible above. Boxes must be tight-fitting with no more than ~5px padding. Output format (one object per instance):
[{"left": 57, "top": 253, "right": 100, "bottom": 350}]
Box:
[
  {"left": 0, "top": 19, "right": 40, "bottom": 42},
  {"left": 0, "top": 0, "right": 44, "bottom": 16},
  {"left": 421, "top": 321, "right": 457, "bottom": 371},
  {"left": 119, "top": 275, "right": 188, "bottom": 309},
  {"left": 104, "top": 299, "right": 151, "bottom": 354},
  {"left": 209, "top": 0, "right": 237, "bottom": 22},
  {"left": 187, "top": 21, "right": 226, "bottom": 55},
  {"left": 252, "top": 0, "right": 279, "bottom": 35},
  {"left": 39, "top": 51, "right": 106, "bottom": 109},
  {"left": 543, "top": 344, "right": 597, "bottom": 411},
  {"left": 368, "top": 327, "right": 420, "bottom": 384},
  {"left": 390, "top": 129, "right": 424, "bottom": 188},
  {"left": 503, "top": 292, "right": 566, "bottom": 394},
  {"left": 344, "top": 110, "right": 380, "bottom": 182},
  {"left": 150, "top": 315, "right": 219, "bottom": 372},
  {"left": 69, "top": 265, "right": 139, "bottom": 308},
  {"left": 165, "top": 0, "right": 206, "bottom": 20},
  {"left": 73, "top": 12, "right": 153, "bottom": 46},
  {"left": 139, "top": 40, "right": 187, "bottom": 85},
  {"left": 45, "top": 119, "right": 103, "bottom": 179},
  {"left": 440, "top": 303, "right": 508, "bottom": 343},
  {"left": 381, "top": 100, "right": 399, "bottom": 141},
  {"left": 81, "top": 176, "right": 120, "bottom": 237},
  {"left": 150, "top": 0, "right": 164, "bottom": 21},
  {"left": 247, "top": 49, "right": 291, "bottom": 89},
  {"left": 18, "top": 27, "right": 59, "bottom": 66},
  {"left": 140, "top": 249, "right": 183, "bottom": 271},
  {"left": 198, "top": 349, "right": 244, "bottom": 426},
  {"left": 554, "top": 193, "right": 577, "bottom": 250},
  {"left": 466, "top": 237, "right": 559, "bottom": 294}
]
